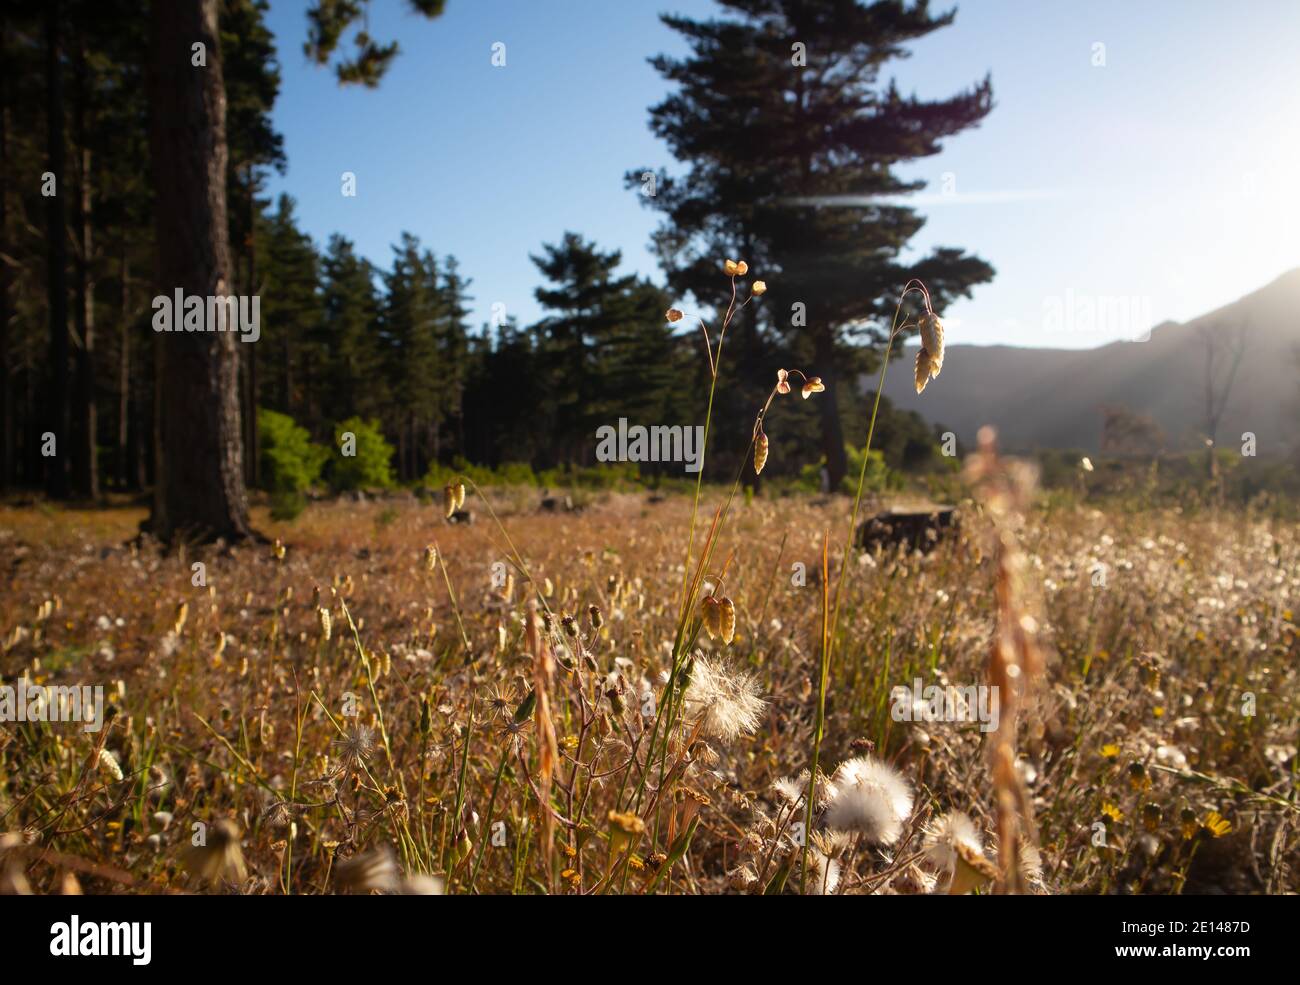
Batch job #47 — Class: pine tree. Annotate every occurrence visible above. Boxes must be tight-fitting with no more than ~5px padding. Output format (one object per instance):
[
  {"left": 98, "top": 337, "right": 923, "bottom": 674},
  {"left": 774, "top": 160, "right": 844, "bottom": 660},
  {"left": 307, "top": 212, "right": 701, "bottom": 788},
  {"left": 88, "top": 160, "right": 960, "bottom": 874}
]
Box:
[
  {"left": 435, "top": 254, "right": 472, "bottom": 459},
  {"left": 43, "top": 0, "right": 70, "bottom": 499},
  {"left": 381, "top": 233, "right": 443, "bottom": 480},
  {"left": 258, "top": 195, "right": 321, "bottom": 419},
  {"left": 462, "top": 319, "right": 549, "bottom": 468},
  {"left": 632, "top": 0, "right": 996, "bottom": 488},
  {"left": 530, "top": 233, "right": 677, "bottom": 467},
  {"left": 318, "top": 234, "right": 383, "bottom": 423}
]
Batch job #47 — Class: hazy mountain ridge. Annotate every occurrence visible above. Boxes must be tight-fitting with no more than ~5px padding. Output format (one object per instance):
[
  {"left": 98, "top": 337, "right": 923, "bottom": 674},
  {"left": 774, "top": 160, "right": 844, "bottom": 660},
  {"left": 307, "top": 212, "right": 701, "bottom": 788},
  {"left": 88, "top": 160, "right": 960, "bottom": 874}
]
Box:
[{"left": 882, "top": 270, "right": 1300, "bottom": 454}]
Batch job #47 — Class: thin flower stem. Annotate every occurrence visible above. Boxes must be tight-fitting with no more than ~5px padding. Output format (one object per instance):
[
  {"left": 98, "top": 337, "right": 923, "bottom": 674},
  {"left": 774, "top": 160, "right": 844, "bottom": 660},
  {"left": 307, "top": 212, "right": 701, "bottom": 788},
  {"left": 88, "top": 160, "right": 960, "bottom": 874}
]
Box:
[
  {"left": 826, "top": 287, "right": 925, "bottom": 678},
  {"left": 678, "top": 277, "right": 739, "bottom": 615},
  {"left": 800, "top": 528, "right": 831, "bottom": 894}
]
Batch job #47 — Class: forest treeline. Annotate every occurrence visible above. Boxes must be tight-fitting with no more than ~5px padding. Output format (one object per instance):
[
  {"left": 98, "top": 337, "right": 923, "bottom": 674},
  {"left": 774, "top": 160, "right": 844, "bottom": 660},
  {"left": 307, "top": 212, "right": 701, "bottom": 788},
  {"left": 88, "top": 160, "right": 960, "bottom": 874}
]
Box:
[{"left": 1, "top": 0, "right": 993, "bottom": 527}]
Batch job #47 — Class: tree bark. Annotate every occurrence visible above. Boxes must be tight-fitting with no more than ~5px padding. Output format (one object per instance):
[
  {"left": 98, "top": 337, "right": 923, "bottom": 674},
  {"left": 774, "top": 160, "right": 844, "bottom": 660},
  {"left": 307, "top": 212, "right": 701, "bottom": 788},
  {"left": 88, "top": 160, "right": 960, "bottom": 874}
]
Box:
[
  {"left": 0, "top": 15, "right": 11, "bottom": 490},
  {"left": 45, "top": 0, "right": 70, "bottom": 499},
  {"left": 73, "top": 35, "right": 97, "bottom": 500},
  {"left": 147, "top": 0, "right": 251, "bottom": 541},
  {"left": 118, "top": 241, "right": 130, "bottom": 489}
]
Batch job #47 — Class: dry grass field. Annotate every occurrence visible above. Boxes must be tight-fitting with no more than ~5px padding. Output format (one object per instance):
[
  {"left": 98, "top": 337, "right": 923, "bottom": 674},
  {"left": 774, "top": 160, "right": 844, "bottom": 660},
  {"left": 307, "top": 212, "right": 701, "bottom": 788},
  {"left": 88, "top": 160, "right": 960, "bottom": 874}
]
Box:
[{"left": 2, "top": 477, "right": 1296, "bottom": 895}]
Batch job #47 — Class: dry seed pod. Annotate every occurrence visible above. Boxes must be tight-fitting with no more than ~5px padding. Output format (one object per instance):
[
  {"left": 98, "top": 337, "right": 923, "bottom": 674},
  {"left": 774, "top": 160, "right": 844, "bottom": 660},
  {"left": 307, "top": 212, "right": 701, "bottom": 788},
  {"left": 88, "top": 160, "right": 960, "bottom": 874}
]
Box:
[
  {"left": 723, "top": 259, "right": 739, "bottom": 276},
  {"left": 918, "top": 311, "right": 945, "bottom": 374},
  {"left": 424, "top": 545, "right": 437, "bottom": 571},
  {"left": 754, "top": 432, "right": 769, "bottom": 476},
  {"left": 718, "top": 597, "right": 737, "bottom": 644},
  {"left": 666, "top": 308, "right": 684, "bottom": 322},
  {"left": 914, "top": 349, "right": 933, "bottom": 394},
  {"left": 701, "top": 596, "right": 723, "bottom": 639},
  {"left": 735, "top": 260, "right": 748, "bottom": 276},
  {"left": 444, "top": 485, "right": 457, "bottom": 518},
  {"left": 454, "top": 483, "right": 466, "bottom": 511},
  {"left": 751, "top": 280, "right": 767, "bottom": 296},
  {"left": 317, "top": 607, "right": 332, "bottom": 642},
  {"left": 948, "top": 840, "right": 998, "bottom": 895},
  {"left": 776, "top": 368, "right": 790, "bottom": 394},
  {"left": 801, "top": 377, "right": 824, "bottom": 399}
]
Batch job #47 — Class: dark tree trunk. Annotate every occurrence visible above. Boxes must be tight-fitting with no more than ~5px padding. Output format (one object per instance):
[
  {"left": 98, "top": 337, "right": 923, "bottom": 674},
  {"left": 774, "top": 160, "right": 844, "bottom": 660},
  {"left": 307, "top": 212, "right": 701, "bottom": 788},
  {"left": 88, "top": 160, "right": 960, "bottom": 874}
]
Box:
[
  {"left": 147, "top": 0, "right": 251, "bottom": 541},
  {"left": 45, "top": 0, "right": 70, "bottom": 499},
  {"left": 72, "top": 36, "right": 97, "bottom": 500},
  {"left": 118, "top": 242, "right": 130, "bottom": 489},
  {"left": 24, "top": 332, "right": 39, "bottom": 483},
  {"left": 0, "top": 16, "right": 10, "bottom": 490},
  {"left": 813, "top": 327, "right": 848, "bottom": 491},
  {"left": 134, "top": 332, "right": 150, "bottom": 490}
]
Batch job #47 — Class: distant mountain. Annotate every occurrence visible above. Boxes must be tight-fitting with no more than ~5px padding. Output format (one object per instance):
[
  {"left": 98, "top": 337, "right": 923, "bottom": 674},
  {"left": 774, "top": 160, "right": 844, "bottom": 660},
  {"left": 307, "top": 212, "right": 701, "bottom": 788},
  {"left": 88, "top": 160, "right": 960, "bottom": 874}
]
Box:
[{"left": 881, "top": 269, "right": 1300, "bottom": 455}]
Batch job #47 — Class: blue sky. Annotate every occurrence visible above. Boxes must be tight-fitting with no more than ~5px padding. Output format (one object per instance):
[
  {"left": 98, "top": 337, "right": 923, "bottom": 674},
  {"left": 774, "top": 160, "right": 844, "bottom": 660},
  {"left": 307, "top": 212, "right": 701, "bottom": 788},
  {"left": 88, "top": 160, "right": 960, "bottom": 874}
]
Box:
[{"left": 262, "top": 0, "right": 1300, "bottom": 349}]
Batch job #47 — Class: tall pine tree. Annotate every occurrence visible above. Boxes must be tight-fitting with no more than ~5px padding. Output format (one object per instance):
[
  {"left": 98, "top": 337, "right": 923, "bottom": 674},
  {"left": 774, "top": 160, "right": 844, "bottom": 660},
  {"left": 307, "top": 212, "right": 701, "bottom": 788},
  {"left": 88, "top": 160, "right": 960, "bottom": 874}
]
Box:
[
  {"left": 530, "top": 233, "right": 676, "bottom": 467},
  {"left": 318, "top": 234, "right": 383, "bottom": 423},
  {"left": 631, "top": 0, "right": 995, "bottom": 487}
]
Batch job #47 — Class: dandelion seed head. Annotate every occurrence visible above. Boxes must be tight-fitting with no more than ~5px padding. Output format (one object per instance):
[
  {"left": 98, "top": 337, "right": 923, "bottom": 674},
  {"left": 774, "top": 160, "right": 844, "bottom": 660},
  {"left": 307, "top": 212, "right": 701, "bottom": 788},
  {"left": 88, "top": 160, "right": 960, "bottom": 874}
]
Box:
[
  {"left": 825, "top": 755, "right": 913, "bottom": 843},
  {"left": 682, "top": 655, "right": 767, "bottom": 742},
  {"left": 923, "top": 811, "right": 983, "bottom": 873},
  {"left": 333, "top": 724, "right": 377, "bottom": 768}
]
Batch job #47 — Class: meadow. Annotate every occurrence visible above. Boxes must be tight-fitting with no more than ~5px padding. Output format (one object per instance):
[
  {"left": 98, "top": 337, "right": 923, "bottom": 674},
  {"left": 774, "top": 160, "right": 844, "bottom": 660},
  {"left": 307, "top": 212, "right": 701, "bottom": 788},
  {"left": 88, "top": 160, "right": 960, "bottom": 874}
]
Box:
[{"left": 1, "top": 475, "right": 1296, "bottom": 895}]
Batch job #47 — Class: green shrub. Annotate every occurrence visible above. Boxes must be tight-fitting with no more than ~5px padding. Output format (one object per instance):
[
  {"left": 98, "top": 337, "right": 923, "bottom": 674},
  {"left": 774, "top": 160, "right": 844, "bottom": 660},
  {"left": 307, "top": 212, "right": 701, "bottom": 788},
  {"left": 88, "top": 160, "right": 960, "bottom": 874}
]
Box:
[
  {"left": 270, "top": 490, "right": 307, "bottom": 522},
  {"left": 330, "top": 417, "right": 395, "bottom": 491},
  {"left": 423, "top": 459, "right": 643, "bottom": 491},
  {"left": 799, "top": 443, "right": 896, "bottom": 494},
  {"left": 259, "top": 409, "right": 328, "bottom": 495}
]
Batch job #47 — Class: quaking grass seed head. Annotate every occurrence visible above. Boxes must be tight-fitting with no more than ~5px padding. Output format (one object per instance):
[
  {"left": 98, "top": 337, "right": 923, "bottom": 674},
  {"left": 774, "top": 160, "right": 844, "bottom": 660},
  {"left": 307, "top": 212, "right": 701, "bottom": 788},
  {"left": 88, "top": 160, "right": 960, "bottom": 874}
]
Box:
[
  {"left": 700, "top": 595, "right": 723, "bottom": 639},
  {"left": 444, "top": 483, "right": 465, "bottom": 517},
  {"left": 913, "top": 308, "right": 944, "bottom": 392},
  {"left": 754, "top": 432, "right": 769, "bottom": 475},
  {"left": 917, "top": 310, "right": 944, "bottom": 372},
  {"left": 718, "top": 597, "right": 737, "bottom": 645},
  {"left": 914, "top": 348, "right": 933, "bottom": 393}
]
